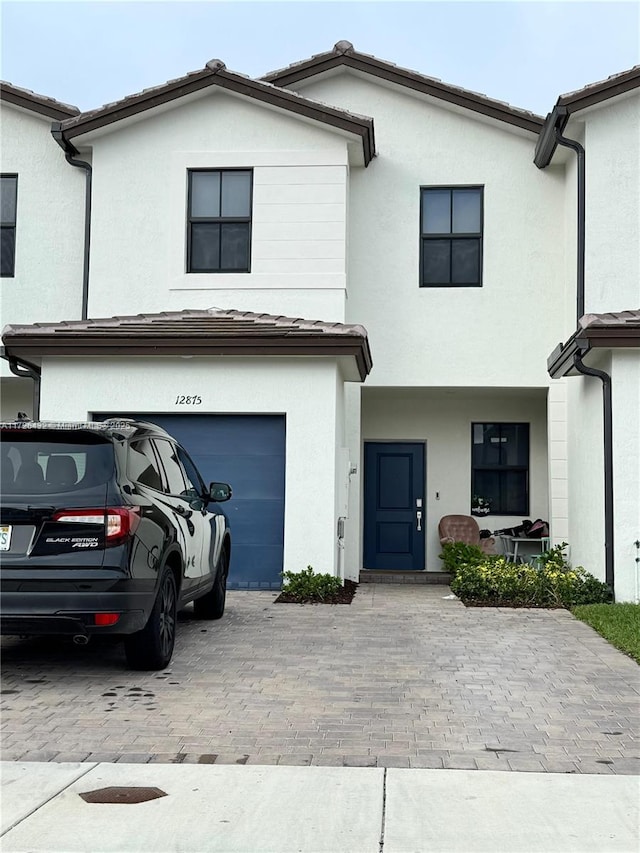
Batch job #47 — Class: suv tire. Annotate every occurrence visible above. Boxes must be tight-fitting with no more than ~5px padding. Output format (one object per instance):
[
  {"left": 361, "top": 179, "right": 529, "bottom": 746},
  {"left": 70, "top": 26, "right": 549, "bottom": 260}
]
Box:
[
  {"left": 124, "top": 566, "right": 177, "bottom": 670},
  {"left": 193, "top": 549, "right": 227, "bottom": 620}
]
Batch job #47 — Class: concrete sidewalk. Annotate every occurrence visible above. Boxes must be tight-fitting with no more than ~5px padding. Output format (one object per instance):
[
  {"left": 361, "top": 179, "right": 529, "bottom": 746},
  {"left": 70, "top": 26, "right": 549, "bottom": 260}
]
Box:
[{"left": 1, "top": 761, "right": 638, "bottom": 852}]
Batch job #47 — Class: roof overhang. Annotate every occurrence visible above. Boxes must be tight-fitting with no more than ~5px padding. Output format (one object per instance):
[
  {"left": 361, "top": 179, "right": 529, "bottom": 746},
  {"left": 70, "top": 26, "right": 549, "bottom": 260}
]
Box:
[
  {"left": 0, "top": 81, "right": 79, "bottom": 120},
  {"left": 2, "top": 308, "right": 373, "bottom": 383},
  {"left": 547, "top": 310, "right": 640, "bottom": 378},
  {"left": 53, "top": 61, "right": 375, "bottom": 165},
  {"left": 263, "top": 41, "right": 544, "bottom": 135},
  {"left": 535, "top": 66, "right": 640, "bottom": 168}
]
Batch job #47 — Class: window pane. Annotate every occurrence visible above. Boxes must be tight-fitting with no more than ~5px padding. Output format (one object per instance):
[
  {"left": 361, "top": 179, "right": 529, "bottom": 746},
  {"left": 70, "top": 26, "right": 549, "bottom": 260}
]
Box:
[
  {"left": 472, "top": 424, "right": 503, "bottom": 466},
  {"left": 473, "top": 470, "right": 501, "bottom": 513},
  {"left": 501, "top": 424, "right": 529, "bottom": 466},
  {"left": 190, "top": 172, "right": 220, "bottom": 217},
  {"left": 221, "top": 222, "right": 250, "bottom": 270},
  {"left": 154, "top": 440, "right": 187, "bottom": 495},
  {"left": 176, "top": 447, "right": 204, "bottom": 498},
  {"left": 1, "top": 227, "right": 16, "bottom": 276},
  {"left": 221, "top": 171, "right": 251, "bottom": 217},
  {"left": 0, "top": 177, "right": 17, "bottom": 224},
  {"left": 190, "top": 223, "right": 220, "bottom": 271},
  {"left": 422, "top": 239, "right": 450, "bottom": 284},
  {"left": 451, "top": 239, "right": 480, "bottom": 284},
  {"left": 502, "top": 470, "right": 528, "bottom": 514},
  {"left": 422, "top": 190, "right": 450, "bottom": 234},
  {"left": 452, "top": 189, "right": 481, "bottom": 233},
  {"left": 128, "top": 440, "right": 162, "bottom": 491}
]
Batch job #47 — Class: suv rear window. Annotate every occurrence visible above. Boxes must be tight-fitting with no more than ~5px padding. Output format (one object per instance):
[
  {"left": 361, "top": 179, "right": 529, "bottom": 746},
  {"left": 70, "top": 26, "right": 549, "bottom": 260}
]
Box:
[{"left": 1, "top": 431, "right": 115, "bottom": 495}]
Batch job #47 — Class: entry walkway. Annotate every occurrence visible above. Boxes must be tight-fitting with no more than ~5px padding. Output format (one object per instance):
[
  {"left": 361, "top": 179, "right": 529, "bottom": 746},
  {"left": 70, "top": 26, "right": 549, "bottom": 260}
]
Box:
[{"left": 1, "top": 586, "right": 639, "bottom": 774}]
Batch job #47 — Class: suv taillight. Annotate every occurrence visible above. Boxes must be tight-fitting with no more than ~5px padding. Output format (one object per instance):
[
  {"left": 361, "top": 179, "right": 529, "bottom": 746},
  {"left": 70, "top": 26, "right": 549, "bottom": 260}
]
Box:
[{"left": 52, "top": 507, "right": 141, "bottom": 547}]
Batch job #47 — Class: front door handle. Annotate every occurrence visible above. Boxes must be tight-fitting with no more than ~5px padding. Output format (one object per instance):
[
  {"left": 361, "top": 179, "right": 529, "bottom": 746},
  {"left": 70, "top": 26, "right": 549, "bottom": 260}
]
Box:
[{"left": 416, "top": 510, "right": 422, "bottom": 532}]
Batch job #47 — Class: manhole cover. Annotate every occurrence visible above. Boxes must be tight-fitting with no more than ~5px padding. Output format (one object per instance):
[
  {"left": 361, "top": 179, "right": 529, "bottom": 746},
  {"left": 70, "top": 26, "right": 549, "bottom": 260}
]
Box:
[{"left": 80, "top": 787, "right": 167, "bottom": 804}]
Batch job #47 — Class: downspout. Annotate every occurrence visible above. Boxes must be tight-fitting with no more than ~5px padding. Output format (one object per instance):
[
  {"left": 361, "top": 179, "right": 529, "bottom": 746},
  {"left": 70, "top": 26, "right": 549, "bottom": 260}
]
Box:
[
  {"left": 553, "top": 127, "right": 615, "bottom": 592},
  {"left": 51, "top": 124, "right": 91, "bottom": 321},
  {"left": 1, "top": 351, "right": 41, "bottom": 419}
]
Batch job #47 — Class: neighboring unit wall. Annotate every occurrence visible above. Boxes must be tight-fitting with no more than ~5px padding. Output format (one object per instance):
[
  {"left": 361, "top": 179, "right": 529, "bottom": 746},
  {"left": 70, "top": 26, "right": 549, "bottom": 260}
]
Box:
[
  {"left": 83, "top": 93, "right": 351, "bottom": 322},
  {"left": 38, "top": 355, "right": 342, "bottom": 577},
  {"left": 0, "top": 104, "right": 85, "bottom": 381},
  {"left": 357, "top": 388, "right": 549, "bottom": 574},
  {"left": 565, "top": 357, "right": 608, "bottom": 582},
  {"left": 0, "top": 377, "right": 34, "bottom": 420},
  {"left": 583, "top": 93, "right": 640, "bottom": 313},
  {"left": 290, "top": 74, "right": 567, "bottom": 388},
  {"left": 611, "top": 349, "right": 640, "bottom": 603}
]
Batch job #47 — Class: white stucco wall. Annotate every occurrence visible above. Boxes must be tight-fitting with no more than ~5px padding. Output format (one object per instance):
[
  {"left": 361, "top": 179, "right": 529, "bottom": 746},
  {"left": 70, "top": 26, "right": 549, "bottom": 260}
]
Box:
[
  {"left": 0, "top": 377, "right": 34, "bottom": 420},
  {"left": 82, "top": 91, "right": 352, "bottom": 323},
  {"left": 38, "top": 355, "right": 343, "bottom": 577},
  {"left": 565, "top": 356, "right": 608, "bottom": 581},
  {"left": 0, "top": 104, "right": 85, "bottom": 378},
  {"left": 291, "top": 73, "right": 567, "bottom": 387},
  {"left": 354, "top": 387, "right": 549, "bottom": 574},
  {"left": 581, "top": 93, "right": 640, "bottom": 313},
  {"left": 611, "top": 350, "right": 640, "bottom": 602}
]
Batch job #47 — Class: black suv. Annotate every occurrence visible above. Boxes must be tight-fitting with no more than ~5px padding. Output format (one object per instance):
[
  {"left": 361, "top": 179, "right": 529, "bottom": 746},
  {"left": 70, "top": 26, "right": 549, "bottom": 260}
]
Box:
[{"left": 0, "top": 418, "right": 232, "bottom": 670}]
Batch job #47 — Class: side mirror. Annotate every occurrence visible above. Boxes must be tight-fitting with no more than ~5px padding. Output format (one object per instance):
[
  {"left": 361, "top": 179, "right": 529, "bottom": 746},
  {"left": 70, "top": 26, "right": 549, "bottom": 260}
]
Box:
[{"left": 208, "top": 482, "right": 232, "bottom": 502}]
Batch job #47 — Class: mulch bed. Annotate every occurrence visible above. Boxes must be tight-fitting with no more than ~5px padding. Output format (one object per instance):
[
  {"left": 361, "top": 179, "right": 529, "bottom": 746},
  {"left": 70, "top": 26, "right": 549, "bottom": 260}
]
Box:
[
  {"left": 461, "top": 598, "right": 565, "bottom": 609},
  {"left": 273, "top": 580, "right": 358, "bottom": 605}
]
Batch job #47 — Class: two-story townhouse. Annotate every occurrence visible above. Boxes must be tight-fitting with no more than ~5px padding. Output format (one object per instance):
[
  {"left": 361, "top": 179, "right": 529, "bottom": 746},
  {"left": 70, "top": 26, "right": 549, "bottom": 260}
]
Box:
[
  {"left": 1, "top": 44, "right": 638, "bottom": 600},
  {"left": 535, "top": 67, "right": 640, "bottom": 603},
  {"left": 0, "top": 83, "right": 84, "bottom": 418}
]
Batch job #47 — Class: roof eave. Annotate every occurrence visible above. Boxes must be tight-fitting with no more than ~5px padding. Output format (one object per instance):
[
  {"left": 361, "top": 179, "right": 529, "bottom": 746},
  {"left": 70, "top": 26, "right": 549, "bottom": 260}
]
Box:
[
  {"left": 58, "top": 67, "right": 375, "bottom": 166},
  {"left": 0, "top": 84, "right": 79, "bottom": 120},
  {"left": 2, "top": 333, "right": 373, "bottom": 382},
  {"left": 263, "top": 51, "right": 544, "bottom": 135}
]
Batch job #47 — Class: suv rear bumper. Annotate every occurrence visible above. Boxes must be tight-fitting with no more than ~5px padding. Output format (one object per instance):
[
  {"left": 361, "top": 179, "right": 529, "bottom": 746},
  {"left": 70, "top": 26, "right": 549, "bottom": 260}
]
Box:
[{"left": 0, "top": 590, "right": 155, "bottom": 636}]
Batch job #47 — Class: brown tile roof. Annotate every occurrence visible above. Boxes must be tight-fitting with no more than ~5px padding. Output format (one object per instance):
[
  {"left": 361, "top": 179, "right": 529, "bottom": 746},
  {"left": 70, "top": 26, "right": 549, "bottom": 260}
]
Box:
[
  {"left": 2, "top": 308, "right": 373, "bottom": 381},
  {"left": 579, "top": 309, "right": 640, "bottom": 330},
  {"left": 0, "top": 81, "right": 79, "bottom": 119},
  {"left": 558, "top": 65, "right": 640, "bottom": 111},
  {"left": 262, "top": 40, "right": 544, "bottom": 134},
  {"left": 55, "top": 60, "right": 375, "bottom": 165}
]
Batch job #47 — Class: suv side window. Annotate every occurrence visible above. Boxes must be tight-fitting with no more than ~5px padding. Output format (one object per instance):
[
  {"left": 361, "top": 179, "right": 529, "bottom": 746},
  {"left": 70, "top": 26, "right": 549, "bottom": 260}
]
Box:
[
  {"left": 175, "top": 446, "right": 205, "bottom": 500},
  {"left": 128, "top": 439, "right": 163, "bottom": 490},
  {"left": 154, "top": 439, "right": 188, "bottom": 496}
]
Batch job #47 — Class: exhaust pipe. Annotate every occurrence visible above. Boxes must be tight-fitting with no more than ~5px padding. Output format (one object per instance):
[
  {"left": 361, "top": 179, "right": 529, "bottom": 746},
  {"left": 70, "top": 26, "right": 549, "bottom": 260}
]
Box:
[{"left": 73, "top": 634, "right": 90, "bottom": 646}]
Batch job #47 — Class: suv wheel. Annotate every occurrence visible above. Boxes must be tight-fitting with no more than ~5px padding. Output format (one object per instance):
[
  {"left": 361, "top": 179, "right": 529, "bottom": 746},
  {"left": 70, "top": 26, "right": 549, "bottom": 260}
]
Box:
[
  {"left": 193, "top": 549, "right": 227, "bottom": 620},
  {"left": 124, "top": 566, "right": 177, "bottom": 670}
]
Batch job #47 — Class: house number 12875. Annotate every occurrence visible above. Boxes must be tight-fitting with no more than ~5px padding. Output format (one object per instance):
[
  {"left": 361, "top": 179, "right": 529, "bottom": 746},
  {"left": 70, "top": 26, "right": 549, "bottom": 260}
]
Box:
[{"left": 175, "top": 395, "right": 202, "bottom": 405}]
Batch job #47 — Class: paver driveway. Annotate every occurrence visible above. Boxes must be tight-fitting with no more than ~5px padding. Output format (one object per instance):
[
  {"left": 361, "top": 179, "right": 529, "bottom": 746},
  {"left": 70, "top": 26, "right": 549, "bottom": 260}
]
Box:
[{"left": 1, "top": 585, "right": 638, "bottom": 773}]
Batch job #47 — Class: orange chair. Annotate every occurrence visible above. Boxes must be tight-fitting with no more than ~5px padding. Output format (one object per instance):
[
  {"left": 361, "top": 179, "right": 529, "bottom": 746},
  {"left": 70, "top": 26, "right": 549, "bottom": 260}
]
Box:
[{"left": 438, "top": 515, "right": 495, "bottom": 554}]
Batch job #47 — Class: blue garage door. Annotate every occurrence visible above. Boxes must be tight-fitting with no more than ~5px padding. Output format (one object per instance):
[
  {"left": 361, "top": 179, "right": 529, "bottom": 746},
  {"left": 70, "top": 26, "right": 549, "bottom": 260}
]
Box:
[{"left": 101, "top": 414, "right": 286, "bottom": 589}]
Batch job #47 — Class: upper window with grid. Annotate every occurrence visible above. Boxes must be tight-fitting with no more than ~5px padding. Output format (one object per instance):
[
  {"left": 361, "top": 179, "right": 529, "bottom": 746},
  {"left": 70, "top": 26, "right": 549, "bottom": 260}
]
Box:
[
  {"left": 1, "top": 175, "right": 18, "bottom": 278},
  {"left": 187, "top": 170, "right": 252, "bottom": 273},
  {"left": 420, "top": 186, "right": 483, "bottom": 287}
]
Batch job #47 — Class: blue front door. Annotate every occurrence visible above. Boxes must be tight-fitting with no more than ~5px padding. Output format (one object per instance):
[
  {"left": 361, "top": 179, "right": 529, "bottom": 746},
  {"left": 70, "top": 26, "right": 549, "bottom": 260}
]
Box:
[{"left": 363, "top": 442, "right": 425, "bottom": 570}]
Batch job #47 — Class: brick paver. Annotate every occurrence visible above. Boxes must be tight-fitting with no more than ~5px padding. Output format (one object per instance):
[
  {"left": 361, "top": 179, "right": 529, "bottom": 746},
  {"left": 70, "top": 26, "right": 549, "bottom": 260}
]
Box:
[{"left": 1, "top": 585, "right": 638, "bottom": 773}]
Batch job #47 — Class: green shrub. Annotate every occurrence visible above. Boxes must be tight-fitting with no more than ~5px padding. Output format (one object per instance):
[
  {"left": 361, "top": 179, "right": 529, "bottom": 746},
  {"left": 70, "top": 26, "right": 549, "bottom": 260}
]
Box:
[
  {"left": 450, "top": 550, "right": 612, "bottom": 608},
  {"left": 281, "top": 566, "right": 343, "bottom": 601},
  {"left": 439, "top": 541, "right": 485, "bottom": 575}
]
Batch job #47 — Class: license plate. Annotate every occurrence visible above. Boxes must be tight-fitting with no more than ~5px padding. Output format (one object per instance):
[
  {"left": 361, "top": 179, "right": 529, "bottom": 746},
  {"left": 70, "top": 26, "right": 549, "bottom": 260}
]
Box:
[{"left": 0, "top": 525, "right": 12, "bottom": 551}]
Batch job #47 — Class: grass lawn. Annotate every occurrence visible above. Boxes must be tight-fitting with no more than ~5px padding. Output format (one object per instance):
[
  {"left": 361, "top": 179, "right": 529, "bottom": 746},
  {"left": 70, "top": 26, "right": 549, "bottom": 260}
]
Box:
[{"left": 572, "top": 603, "right": 640, "bottom": 663}]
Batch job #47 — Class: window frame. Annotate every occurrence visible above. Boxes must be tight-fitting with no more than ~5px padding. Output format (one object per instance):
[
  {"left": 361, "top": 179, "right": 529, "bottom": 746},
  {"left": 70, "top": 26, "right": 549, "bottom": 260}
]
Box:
[
  {"left": 1, "top": 174, "right": 18, "bottom": 278},
  {"left": 470, "top": 422, "right": 529, "bottom": 516},
  {"left": 186, "top": 168, "right": 253, "bottom": 274},
  {"left": 419, "top": 185, "right": 484, "bottom": 288}
]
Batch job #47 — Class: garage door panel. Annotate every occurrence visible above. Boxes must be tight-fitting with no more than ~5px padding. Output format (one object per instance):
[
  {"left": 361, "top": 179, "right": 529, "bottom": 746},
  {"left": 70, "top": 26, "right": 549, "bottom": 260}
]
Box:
[
  {"left": 191, "top": 454, "right": 285, "bottom": 500},
  {"left": 226, "top": 499, "right": 284, "bottom": 545},
  {"left": 230, "top": 545, "right": 284, "bottom": 589},
  {"left": 99, "top": 413, "right": 285, "bottom": 590}
]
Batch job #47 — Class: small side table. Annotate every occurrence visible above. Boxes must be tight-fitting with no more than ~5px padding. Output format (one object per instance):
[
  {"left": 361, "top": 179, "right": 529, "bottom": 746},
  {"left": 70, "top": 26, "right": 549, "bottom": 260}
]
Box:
[{"left": 509, "top": 536, "right": 550, "bottom": 564}]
